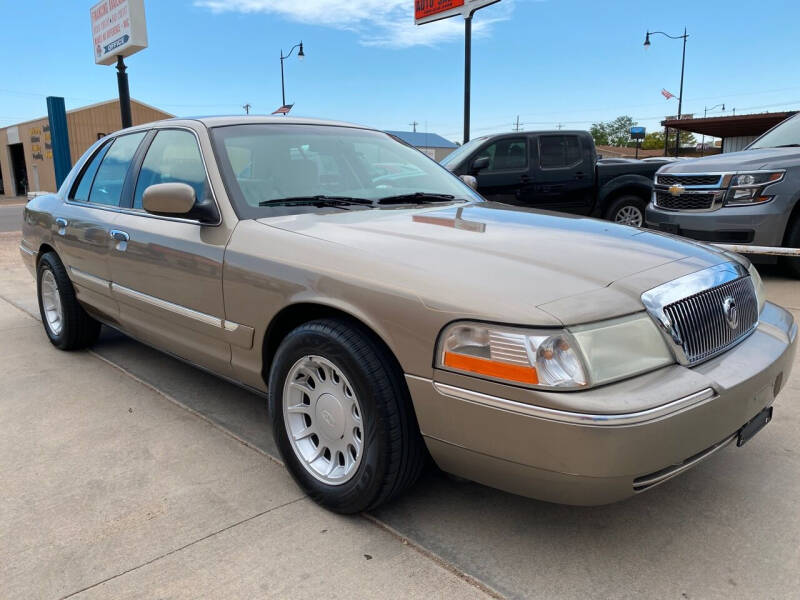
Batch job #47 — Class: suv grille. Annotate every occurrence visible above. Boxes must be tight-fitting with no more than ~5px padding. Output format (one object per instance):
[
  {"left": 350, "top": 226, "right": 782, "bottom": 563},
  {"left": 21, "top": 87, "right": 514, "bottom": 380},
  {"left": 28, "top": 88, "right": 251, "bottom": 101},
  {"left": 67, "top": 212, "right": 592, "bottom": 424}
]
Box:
[
  {"left": 656, "top": 174, "right": 722, "bottom": 186},
  {"left": 654, "top": 190, "right": 717, "bottom": 210},
  {"left": 663, "top": 277, "right": 758, "bottom": 364}
]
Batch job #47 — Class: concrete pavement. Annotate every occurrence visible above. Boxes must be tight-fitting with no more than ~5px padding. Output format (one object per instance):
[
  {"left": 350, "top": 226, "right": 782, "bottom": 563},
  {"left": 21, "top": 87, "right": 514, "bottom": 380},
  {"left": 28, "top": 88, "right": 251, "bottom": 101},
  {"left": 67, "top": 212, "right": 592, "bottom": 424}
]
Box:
[
  {"left": 0, "top": 235, "right": 493, "bottom": 599},
  {"left": 1, "top": 231, "right": 799, "bottom": 600},
  {"left": 0, "top": 204, "right": 25, "bottom": 232}
]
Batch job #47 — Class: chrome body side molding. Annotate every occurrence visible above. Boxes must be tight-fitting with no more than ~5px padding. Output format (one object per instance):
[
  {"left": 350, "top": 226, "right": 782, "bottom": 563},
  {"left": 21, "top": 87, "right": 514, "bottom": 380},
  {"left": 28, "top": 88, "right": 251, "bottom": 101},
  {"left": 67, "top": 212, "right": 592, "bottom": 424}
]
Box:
[{"left": 429, "top": 380, "right": 716, "bottom": 426}]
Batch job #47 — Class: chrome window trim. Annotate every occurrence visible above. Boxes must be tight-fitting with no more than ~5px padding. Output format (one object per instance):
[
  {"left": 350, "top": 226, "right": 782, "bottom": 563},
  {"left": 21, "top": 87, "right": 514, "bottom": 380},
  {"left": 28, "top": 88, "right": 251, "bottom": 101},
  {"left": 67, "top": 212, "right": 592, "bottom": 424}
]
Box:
[
  {"left": 641, "top": 262, "right": 755, "bottom": 365},
  {"left": 63, "top": 125, "right": 223, "bottom": 227},
  {"left": 428, "top": 380, "right": 716, "bottom": 426}
]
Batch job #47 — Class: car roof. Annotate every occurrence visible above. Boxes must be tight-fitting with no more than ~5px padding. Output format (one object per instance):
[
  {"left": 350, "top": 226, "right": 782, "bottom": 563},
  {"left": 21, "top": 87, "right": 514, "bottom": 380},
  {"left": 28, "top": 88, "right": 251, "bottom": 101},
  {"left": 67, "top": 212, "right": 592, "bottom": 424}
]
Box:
[{"left": 118, "top": 115, "right": 376, "bottom": 133}]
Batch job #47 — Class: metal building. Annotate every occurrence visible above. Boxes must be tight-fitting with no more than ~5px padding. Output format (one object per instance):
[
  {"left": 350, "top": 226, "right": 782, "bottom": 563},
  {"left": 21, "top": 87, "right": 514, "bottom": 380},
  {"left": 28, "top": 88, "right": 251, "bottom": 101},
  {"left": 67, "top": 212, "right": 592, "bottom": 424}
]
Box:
[{"left": 0, "top": 99, "right": 172, "bottom": 198}]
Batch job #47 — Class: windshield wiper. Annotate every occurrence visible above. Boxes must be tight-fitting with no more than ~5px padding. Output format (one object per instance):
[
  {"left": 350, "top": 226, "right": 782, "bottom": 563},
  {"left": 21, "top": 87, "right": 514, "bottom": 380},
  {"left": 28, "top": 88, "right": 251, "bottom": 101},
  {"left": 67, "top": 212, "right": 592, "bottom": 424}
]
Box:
[
  {"left": 773, "top": 144, "right": 800, "bottom": 148},
  {"left": 375, "top": 192, "right": 457, "bottom": 205},
  {"left": 258, "top": 195, "right": 373, "bottom": 207}
]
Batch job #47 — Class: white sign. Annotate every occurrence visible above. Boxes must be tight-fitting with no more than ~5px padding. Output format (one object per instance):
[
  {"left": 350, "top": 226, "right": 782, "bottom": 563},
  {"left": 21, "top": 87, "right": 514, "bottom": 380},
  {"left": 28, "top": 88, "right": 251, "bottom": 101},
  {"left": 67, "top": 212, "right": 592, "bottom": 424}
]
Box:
[
  {"left": 415, "top": 0, "right": 500, "bottom": 25},
  {"left": 91, "top": 0, "right": 148, "bottom": 66}
]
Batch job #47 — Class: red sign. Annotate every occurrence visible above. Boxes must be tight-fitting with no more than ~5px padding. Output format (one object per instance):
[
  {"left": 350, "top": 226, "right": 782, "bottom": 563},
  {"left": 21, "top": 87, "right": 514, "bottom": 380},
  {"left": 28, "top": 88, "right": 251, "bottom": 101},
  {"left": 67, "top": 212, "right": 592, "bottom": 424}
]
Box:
[{"left": 415, "top": 0, "right": 465, "bottom": 21}]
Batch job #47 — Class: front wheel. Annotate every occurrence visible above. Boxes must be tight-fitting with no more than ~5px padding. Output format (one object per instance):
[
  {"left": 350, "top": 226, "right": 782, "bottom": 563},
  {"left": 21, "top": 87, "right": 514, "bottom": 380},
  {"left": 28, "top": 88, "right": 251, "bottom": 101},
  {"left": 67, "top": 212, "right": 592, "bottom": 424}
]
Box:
[
  {"left": 606, "top": 195, "right": 647, "bottom": 227},
  {"left": 269, "top": 318, "right": 426, "bottom": 514}
]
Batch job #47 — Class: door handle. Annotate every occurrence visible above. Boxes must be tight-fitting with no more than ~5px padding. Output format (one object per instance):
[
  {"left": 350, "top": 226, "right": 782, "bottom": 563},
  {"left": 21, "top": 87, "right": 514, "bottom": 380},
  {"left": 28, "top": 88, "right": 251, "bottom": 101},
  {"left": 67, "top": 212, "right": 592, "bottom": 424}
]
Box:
[
  {"left": 575, "top": 172, "right": 586, "bottom": 180},
  {"left": 520, "top": 175, "right": 532, "bottom": 183},
  {"left": 55, "top": 217, "right": 68, "bottom": 235},
  {"left": 109, "top": 229, "right": 130, "bottom": 251}
]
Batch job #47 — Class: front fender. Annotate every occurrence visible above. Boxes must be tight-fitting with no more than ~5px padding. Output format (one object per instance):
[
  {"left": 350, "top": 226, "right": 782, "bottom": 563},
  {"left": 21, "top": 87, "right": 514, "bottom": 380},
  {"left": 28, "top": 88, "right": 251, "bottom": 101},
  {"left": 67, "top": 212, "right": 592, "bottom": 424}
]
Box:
[{"left": 597, "top": 174, "right": 654, "bottom": 210}]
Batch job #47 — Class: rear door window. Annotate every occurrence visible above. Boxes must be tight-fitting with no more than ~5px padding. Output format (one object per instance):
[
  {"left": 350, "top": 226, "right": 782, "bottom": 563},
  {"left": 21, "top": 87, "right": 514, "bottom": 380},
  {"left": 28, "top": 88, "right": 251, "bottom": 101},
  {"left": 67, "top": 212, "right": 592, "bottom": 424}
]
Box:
[
  {"left": 88, "top": 132, "right": 146, "bottom": 206},
  {"left": 133, "top": 129, "right": 208, "bottom": 209},
  {"left": 538, "top": 135, "right": 582, "bottom": 169},
  {"left": 70, "top": 144, "right": 110, "bottom": 202}
]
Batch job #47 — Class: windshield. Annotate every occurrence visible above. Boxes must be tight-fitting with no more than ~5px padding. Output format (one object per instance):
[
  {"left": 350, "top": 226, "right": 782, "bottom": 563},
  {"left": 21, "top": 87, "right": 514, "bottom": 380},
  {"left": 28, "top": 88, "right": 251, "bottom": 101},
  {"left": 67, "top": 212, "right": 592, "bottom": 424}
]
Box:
[
  {"left": 748, "top": 114, "right": 800, "bottom": 149},
  {"left": 439, "top": 136, "right": 489, "bottom": 169},
  {"left": 210, "top": 124, "right": 480, "bottom": 218}
]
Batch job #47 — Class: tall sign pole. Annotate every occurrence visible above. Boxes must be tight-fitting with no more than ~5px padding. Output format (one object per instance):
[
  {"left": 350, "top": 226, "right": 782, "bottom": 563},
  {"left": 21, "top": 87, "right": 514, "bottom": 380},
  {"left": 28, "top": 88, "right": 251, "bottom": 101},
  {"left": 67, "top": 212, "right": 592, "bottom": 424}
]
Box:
[
  {"left": 415, "top": 1, "right": 501, "bottom": 145},
  {"left": 91, "top": 0, "right": 148, "bottom": 131}
]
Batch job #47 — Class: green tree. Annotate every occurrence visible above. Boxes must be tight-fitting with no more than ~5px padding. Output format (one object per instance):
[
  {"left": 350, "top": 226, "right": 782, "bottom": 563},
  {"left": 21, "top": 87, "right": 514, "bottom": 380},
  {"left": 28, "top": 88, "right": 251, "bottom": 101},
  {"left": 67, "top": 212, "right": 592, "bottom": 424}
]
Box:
[
  {"left": 641, "top": 129, "right": 697, "bottom": 151},
  {"left": 590, "top": 115, "right": 637, "bottom": 147}
]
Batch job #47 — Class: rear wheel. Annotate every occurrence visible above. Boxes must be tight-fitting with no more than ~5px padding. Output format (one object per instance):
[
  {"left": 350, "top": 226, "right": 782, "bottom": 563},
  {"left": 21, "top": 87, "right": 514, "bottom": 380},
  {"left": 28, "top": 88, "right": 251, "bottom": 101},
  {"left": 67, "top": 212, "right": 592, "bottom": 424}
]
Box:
[
  {"left": 269, "top": 318, "right": 426, "bottom": 513},
  {"left": 36, "top": 252, "right": 101, "bottom": 350},
  {"left": 606, "top": 195, "right": 647, "bottom": 227},
  {"left": 782, "top": 216, "right": 800, "bottom": 279}
]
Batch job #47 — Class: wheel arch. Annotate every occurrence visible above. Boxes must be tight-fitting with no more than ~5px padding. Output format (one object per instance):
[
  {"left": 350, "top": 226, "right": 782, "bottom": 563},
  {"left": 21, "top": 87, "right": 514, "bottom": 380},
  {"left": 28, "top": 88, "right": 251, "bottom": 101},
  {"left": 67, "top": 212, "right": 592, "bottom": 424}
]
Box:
[
  {"left": 781, "top": 195, "right": 800, "bottom": 246},
  {"left": 597, "top": 175, "right": 653, "bottom": 215},
  {"left": 37, "top": 243, "right": 57, "bottom": 264},
  {"left": 261, "top": 302, "right": 407, "bottom": 390}
]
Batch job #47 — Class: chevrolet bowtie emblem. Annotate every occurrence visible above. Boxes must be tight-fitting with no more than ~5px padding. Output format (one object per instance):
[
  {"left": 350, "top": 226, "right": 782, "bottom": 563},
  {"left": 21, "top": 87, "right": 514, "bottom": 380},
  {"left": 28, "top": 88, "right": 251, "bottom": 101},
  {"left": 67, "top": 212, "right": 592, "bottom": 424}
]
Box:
[{"left": 669, "top": 184, "right": 685, "bottom": 196}]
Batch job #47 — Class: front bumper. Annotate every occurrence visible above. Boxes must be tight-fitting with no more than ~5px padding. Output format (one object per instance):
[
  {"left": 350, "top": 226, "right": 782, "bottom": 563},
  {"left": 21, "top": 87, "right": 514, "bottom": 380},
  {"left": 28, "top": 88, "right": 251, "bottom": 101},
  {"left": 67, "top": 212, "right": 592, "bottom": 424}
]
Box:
[
  {"left": 407, "top": 302, "right": 797, "bottom": 505},
  {"left": 645, "top": 199, "right": 787, "bottom": 247}
]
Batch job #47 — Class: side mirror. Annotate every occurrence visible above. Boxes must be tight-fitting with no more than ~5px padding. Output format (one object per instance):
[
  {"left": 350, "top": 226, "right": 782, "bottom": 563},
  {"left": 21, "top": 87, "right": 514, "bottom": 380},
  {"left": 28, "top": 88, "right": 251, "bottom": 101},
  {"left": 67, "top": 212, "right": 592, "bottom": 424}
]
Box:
[
  {"left": 143, "top": 182, "right": 196, "bottom": 216},
  {"left": 471, "top": 155, "right": 490, "bottom": 173},
  {"left": 459, "top": 175, "right": 478, "bottom": 190}
]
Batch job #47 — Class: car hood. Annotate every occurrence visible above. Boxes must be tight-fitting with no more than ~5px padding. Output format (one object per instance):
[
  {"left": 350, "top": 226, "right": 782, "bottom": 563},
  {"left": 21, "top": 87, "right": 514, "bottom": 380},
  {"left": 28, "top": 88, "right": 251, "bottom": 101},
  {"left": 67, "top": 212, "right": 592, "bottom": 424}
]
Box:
[
  {"left": 658, "top": 147, "right": 800, "bottom": 172},
  {"left": 257, "top": 202, "right": 735, "bottom": 325}
]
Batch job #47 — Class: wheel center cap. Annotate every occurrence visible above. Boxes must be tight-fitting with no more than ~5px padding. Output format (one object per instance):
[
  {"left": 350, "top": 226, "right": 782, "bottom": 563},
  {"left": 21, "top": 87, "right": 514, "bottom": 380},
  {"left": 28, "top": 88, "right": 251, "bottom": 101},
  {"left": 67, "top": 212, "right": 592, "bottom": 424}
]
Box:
[{"left": 315, "top": 393, "right": 345, "bottom": 440}]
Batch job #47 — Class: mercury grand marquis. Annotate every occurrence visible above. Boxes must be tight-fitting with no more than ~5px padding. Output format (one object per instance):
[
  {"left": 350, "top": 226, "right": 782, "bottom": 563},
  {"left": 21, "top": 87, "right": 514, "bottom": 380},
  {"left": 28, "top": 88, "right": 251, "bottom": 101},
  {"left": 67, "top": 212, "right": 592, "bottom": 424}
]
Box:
[{"left": 20, "top": 117, "right": 798, "bottom": 513}]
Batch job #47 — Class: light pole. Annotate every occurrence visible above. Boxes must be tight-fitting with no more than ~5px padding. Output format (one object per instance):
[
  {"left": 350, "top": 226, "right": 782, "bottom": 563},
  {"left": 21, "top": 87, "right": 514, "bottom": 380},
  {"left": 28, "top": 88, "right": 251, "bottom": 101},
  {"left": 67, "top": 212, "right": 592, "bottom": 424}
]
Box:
[
  {"left": 280, "top": 41, "right": 305, "bottom": 109},
  {"left": 644, "top": 28, "right": 688, "bottom": 158},
  {"left": 701, "top": 103, "right": 725, "bottom": 156}
]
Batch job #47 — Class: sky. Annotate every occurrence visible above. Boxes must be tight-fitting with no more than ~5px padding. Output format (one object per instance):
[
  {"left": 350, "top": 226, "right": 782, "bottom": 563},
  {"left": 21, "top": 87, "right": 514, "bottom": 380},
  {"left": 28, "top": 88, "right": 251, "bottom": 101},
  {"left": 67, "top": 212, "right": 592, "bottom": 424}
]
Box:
[{"left": 1, "top": 0, "right": 799, "bottom": 143}]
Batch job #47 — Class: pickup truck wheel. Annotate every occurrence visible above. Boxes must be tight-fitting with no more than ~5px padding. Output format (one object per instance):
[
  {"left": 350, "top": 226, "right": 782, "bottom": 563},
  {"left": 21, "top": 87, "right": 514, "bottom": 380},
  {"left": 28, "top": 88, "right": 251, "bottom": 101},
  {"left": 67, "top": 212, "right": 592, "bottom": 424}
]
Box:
[
  {"left": 269, "top": 318, "right": 426, "bottom": 514},
  {"left": 36, "top": 252, "right": 101, "bottom": 350},
  {"left": 782, "top": 216, "right": 800, "bottom": 279},
  {"left": 606, "top": 195, "right": 646, "bottom": 227}
]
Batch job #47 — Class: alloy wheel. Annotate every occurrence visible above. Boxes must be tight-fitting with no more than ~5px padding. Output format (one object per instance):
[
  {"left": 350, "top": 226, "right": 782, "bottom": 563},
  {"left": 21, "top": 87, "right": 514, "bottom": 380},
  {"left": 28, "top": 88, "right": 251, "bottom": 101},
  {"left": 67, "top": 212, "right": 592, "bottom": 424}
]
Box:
[
  {"left": 615, "top": 205, "right": 644, "bottom": 227},
  {"left": 282, "top": 355, "right": 364, "bottom": 485},
  {"left": 41, "top": 269, "right": 64, "bottom": 336}
]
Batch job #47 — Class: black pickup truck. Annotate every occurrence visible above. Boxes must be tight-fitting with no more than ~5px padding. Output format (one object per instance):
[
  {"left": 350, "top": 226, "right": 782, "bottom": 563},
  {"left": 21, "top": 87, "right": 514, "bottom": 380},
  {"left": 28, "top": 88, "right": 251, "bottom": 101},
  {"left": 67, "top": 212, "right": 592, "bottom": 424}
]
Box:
[{"left": 440, "top": 130, "right": 668, "bottom": 226}]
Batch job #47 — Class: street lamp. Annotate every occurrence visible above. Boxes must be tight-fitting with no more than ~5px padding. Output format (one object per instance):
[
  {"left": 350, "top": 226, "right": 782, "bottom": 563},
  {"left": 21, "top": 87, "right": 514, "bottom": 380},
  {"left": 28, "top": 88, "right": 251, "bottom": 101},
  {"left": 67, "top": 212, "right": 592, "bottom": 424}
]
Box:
[
  {"left": 701, "top": 103, "right": 725, "bottom": 156},
  {"left": 280, "top": 41, "right": 305, "bottom": 109},
  {"left": 644, "top": 28, "right": 688, "bottom": 158}
]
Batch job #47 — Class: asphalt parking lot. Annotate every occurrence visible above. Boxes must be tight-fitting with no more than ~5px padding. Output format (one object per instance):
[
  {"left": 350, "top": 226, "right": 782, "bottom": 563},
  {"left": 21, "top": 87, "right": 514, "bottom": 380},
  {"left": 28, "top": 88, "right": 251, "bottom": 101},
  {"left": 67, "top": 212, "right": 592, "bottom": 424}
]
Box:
[{"left": 1, "top": 226, "right": 799, "bottom": 600}]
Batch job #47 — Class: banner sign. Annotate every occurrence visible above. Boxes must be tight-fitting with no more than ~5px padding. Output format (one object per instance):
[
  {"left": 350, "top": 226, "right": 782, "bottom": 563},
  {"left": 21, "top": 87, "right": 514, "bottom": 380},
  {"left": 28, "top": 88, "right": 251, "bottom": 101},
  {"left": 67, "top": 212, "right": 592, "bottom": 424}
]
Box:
[
  {"left": 415, "top": 0, "right": 500, "bottom": 25},
  {"left": 630, "top": 126, "right": 646, "bottom": 140},
  {"left": 91, "top": 0, "right": 148, "bottom": 66}
]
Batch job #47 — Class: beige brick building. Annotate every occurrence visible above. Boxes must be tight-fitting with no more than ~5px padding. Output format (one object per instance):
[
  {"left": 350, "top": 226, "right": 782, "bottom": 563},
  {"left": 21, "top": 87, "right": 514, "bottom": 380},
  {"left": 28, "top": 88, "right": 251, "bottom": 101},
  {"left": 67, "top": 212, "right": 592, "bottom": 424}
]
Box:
[{"left": 0, "top": 99, "right": 172, "bottom": 198}]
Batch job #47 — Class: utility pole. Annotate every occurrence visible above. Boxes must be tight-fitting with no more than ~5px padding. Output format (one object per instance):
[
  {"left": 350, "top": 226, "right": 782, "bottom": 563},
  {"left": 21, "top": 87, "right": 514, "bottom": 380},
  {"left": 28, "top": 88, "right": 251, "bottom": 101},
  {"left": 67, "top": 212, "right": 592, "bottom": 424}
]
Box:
[
  {"left": 557, "top": 123, "right": 563, "bottom": 130},
  {"left": 409, "top": 121, "right": 419, "bottom": 133},
  {"left": 512, "top": 115, "right": 523, "bottom": 132},
  {"left": 243, "top": 103, "right": 251, "bottom": 115}
]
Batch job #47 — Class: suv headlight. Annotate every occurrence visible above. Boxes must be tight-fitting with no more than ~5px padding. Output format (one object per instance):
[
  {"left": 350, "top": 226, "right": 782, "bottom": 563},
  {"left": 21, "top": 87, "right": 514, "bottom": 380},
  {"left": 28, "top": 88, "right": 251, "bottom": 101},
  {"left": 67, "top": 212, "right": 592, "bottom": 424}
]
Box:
[
  {"left": 436, "top": 314, "right": 673, "bottom": 390},
  {"left": 725, "top": 171, "right": 785, "bottom": 205}
]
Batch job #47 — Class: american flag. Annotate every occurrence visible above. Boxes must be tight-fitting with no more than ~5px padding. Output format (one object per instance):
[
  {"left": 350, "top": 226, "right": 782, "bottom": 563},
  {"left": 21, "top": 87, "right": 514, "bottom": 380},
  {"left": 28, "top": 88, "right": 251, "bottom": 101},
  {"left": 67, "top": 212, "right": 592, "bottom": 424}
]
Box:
[
  {"left": 272, "top": 104, "right": 294, "bottom": 115},
  {"left": 661, "top": 88, "right": 676, "bottom": 100}
]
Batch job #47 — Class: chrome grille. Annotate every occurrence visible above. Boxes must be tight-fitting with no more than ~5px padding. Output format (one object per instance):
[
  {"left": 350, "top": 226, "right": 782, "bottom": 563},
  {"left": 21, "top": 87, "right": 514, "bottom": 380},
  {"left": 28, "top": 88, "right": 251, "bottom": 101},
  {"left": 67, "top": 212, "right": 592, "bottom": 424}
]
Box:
[
  {"left": 654, "top": 191, "right": 716, "bottom": 210},
  {"left": 662, "top": 277, "right": 758, "bottom": 364},
  {"left": 656, "top": 174, "right": 722, "bottom": 186}
]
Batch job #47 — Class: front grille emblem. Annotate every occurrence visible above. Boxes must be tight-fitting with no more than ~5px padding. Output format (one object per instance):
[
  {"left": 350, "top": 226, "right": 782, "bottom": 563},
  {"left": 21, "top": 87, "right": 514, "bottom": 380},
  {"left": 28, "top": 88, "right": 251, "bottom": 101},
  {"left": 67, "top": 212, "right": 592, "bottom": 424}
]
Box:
[
  {"left": 723, "top": 296, "right": 739, "bottom": 329},
  {"left": 669, "top": 184, "right": 685, "bottom": 196}
]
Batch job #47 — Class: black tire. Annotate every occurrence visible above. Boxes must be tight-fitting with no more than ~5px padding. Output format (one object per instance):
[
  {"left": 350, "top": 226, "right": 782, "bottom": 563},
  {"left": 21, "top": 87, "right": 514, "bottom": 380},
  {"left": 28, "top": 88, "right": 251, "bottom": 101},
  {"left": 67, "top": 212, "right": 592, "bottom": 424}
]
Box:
[
  {"left": 36, "top": 252, "right": 101, "bottom": 350},
  {"left": 269, "top": 318, "right": 426, "bottom": 514},
  {"left": 782, "top": 216, "right": 800, "bottom": 279},
  {"left": 605, "top": 195, "right": 647, "bottom": 227}
]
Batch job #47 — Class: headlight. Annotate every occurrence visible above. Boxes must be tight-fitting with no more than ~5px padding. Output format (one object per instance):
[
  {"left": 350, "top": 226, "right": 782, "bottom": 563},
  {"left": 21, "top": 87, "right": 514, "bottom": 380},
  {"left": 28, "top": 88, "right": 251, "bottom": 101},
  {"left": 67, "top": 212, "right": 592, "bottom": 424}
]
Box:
[
  {"left": 725, "top": 171, "right": 784, "bottom": 205},
  {"left": 747, "top": 262, "right": 766, "bottom": 314},
  {"left": 436, "top": 315, "right": 673, "bottom": 390}
]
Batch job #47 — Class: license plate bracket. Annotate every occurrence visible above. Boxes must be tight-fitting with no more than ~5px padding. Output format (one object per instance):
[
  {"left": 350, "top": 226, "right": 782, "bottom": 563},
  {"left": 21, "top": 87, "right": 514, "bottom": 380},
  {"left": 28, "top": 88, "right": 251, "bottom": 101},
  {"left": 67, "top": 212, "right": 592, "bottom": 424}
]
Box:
[{"left": 737, "top": 406, "right": 773, "bottom": 447}]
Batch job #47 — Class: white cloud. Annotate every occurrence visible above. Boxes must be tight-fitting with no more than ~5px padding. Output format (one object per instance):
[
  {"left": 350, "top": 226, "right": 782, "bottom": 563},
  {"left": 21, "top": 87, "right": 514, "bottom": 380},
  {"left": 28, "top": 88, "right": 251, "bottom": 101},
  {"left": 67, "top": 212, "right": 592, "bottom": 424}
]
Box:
[{"left": 194, "top": 0, "right": 514, "bottom": 48}]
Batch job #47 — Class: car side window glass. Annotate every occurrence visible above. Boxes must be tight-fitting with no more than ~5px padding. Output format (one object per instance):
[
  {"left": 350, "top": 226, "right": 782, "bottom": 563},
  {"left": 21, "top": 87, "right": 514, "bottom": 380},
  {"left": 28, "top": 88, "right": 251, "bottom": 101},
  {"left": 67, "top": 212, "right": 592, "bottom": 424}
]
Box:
[
  {"left": 88, "top": 132, "right": 146, "bottom": 206},
  {"left": 70, "top": 144, "right": 109, "bottom": 202},
  {"left": 539, "top": 135, "right": 582, "bottom": 169},
  {"left": 133, "top": 130, "right": 207, "bottom": 209},
  {"left": 477, "top": 138, "right": 527, "bottom": 172}
]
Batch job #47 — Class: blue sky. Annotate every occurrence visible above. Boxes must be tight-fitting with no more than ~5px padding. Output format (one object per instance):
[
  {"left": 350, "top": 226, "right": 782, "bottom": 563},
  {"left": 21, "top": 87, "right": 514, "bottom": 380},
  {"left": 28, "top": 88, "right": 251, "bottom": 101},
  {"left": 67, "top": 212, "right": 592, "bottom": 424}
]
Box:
[{"left": 1, "top": 0, "right": 799, "bottom": 143}]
